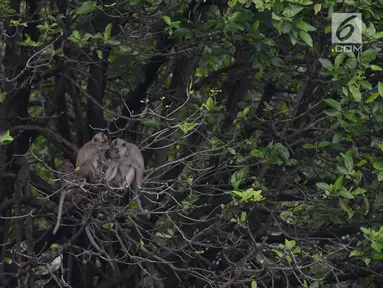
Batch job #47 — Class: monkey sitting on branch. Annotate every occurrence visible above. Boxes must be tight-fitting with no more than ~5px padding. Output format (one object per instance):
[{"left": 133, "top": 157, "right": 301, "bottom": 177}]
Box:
[
  {"left": 52, "top": 132, "right": 109, "bottom": 235},
  {"left": 76, "top": 132, "right": 110, "bottom": 182},
  {"left": 104, "top": 138, "right": 149, "bottom": 218}
]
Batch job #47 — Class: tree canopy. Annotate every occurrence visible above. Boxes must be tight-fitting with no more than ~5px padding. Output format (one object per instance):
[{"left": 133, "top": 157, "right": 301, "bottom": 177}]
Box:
[{"left": 1, "top": 0, "right": 383, "bottom": 287}]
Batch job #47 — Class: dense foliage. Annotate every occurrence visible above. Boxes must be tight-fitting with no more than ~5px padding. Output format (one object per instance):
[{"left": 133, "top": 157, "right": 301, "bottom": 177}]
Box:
[{"left": 1, "top": 0, "right": 383, "bottom": 287}]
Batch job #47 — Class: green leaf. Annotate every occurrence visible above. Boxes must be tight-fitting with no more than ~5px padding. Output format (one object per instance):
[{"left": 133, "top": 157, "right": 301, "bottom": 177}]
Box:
[
  {"left": 360, "top": 227, "right": 370, "bottom": 235},
  {"left": 204, "top": 97, "right": 215, "bottom": 110},
  {"left": 240, "top": 211, "right": 247, "bottom": 222},
  {"left": 339, "top": 188, "right": 355, "bottom": 199},
  {"left": 378, "top": 171, "right": 383, "bottom": 181},
  {"left": 83, "top": 33, "right": 92, "bottom": 41},
  {"left": 373, "top": 161, "right": 383, "bottom": 171},
  {"left": 359, "top": 80, "right": 372, "bottom": 90},
  {"left": 352, "top": 188, "right": 366, "bottom": 196},
  {"left": 288, "top": 32, "right": 297, "bottom": 45},
  {"left": 371, "top": 242, "right": 383, "bottom": 253},
  {"left": 360, "top": 48, "right": 377, "bottom": 63},
  {"left": 333, "top": 175, "right": 344, "bottom": 191},
  {"left": 337, "top": 165, "right": 349, "bottom": 175},
  {"left": 252, "top": 21, "right": 260, "bottom": 32},
  {"left": 230, "top": 168, "right": 248, "bottom": 190},
  {"left": 75, "top": 1, "right": 98, "bottom": 14},
  {"left": 334, "top": 53, "right": 346, "bottom": 70},
  {"left": 299, "top": 31, "right": 313, "bottom": 47},
  {"left": 343, "top": 152, "right": 354, "bottom": 173},
  {"left": 104, "top": 23, "right": 112, "bottom": 39},
  {"left": 316, "top": 182, "right": 331, "bottom": 192},
  {"left": 272, "top": 248, "right": 283, "bottom": 258},
  {"left": 314, "top": 3, "right": 321, "bottom": 14},
  {"left": 178, "top": 122, "right": 196, "bottom": 134},
  {"left": 295, "top": 19, "right": 309, "bottom": 31},
  {"left": 155, "top": 232, "right": 172, "bottom": 239},
  {"left": 349, "top": 250, "right": 364, "bottom": 257},
  {"left": 339, "top": 198, "right": 354, "bottom": 219},
  {"left": 162, "top": 15, "right": 172, "bottom": 26},
  {"left": 285, "top": 239, "right": 296, "bottom": 250},
  {"left": 210, "top": 6, "right": 220, "bottom": 17},
  {"left": 303, "top": 143, "right": 315, "bottom": 149},
  {"left": 324, "top": 109, "right": 341, "bottom": 117},
  {"left": 318, "top": 141, "right": 330, "bottom": 148},
  {"left": 282, "top": 4, "right": 304, "bottom": 17},
  {"left": 174, "top": 28, "right": 191, "bottom": 37},
  {"left": 378, "top": 82, "right": 383, "bottom": 97},
  {"left": 324, "top": 99, "right": 341, "bottom": 111},
  {"left": 365, "top": 92, "right": 379, "bottom": 103},
  {"left": 342, "top": 87, "right": 349, "bottom": 97},
  {"left": 319, "top": 58, "right": 333, "bottom": 71},
  {"left": 345, "top": 58, "right": 357, "bottom": 69},
  {"left": 372, "top": 31, "right": 383, "bottom": 39},
  {"left": 357, "top": 159, "right": 367, "bottom": 167},
  {"left": 69, "top": 30, "right": 81, "bottom": 42},
  {"left": 96, "top": 49, "right": 103, "bottom": 59},
  {"left": 251, "top": 149, "right": 265, "bottom": 158},
  {"left": 228, "top": 148, "right": 236, "bottom": 155},
  {"left": 0, "top": 130, "right": 13, "bottom": 146},
  {"left": 271, "top": 57, "right": 285, "bottom": 67},
  {"left": 228, "top": 0, "right": 237, "bottom": 7},
  {"left": 344, "top": 111, "right": 356, "bottom": 122},
  {"left": 251, "top": 281, "right": 257, "bottom": 288},
  {"left": 370, "top": 65, "right": 382, "bottom": 71},
  {"left": 349, "top": 85, "right": 362, "bottom": 102}
]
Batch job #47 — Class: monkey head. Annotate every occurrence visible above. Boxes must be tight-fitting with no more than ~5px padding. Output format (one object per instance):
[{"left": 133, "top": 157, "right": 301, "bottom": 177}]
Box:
[
  {"left": 108, "top": 138, "right": 129, "bottom": 159},
  {"left": 59, "top": 159, "right": 74, "bottom": 173},
  {"left": 92, "top": 132, "right": 109, "bottom": 151}
]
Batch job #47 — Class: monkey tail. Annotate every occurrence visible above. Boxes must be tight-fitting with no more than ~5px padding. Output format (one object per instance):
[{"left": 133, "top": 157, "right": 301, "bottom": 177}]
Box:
[{"left": 53, "top": 190, "right": 67, "bottom": 235}]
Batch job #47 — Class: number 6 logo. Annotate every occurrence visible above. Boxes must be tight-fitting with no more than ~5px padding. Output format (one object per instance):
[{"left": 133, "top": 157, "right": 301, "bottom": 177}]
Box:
[{"left": 332, "top": 13, "right": 362, "bottom": 44}]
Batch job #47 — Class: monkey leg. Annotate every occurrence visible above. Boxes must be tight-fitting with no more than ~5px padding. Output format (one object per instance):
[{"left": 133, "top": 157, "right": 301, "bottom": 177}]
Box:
[
  {"left": 132, "top": 188, "right": 150, "bottom": 219},
  {"left": 124, "top": 167, "right": 135, "bottom": 188},
  {"left": 125, "top": 168, "right": 149, "bottom": 219},
  {"left": 79, "top": 162, "right": 96, "bottom": 182}
]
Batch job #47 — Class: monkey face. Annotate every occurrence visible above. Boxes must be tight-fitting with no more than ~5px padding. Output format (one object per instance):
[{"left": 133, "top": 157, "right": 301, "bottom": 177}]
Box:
[
  {"left": 60, "top": 159, "right": 74, "bottom": 170},
  {"left": 92, "top": 133, "right": 109, "bottom": 151},
  {"left": 109, "top": 138, "right": 128, "bottom": 159}
]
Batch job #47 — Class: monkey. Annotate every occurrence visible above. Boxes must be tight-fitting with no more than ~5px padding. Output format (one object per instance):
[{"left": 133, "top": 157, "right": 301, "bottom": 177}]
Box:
[
  {"left": 76, "top": 132, "right": 109, "bottom": 182},
  {"left": 53, "top": 159, "right": 77, "bottom": 235},
  {"left": 53, "top": 133, "right": 108, "bottom": 235},
  {"left": 104, "top": 138, "right": 149, "bottom": 218}
]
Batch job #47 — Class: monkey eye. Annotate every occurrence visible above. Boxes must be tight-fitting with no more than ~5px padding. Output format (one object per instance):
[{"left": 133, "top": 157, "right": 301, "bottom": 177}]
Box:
[{"left": 122, "top": 143, "right": 126, "bottom": 147}]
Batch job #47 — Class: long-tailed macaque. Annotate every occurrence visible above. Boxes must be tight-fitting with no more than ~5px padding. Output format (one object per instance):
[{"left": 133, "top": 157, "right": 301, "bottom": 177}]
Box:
[
  {"left": 53, "top": 159, "right": 76, "bottom": 235},
  {"left": 76, "top": 132, "right": 109, "bottom": 182},
  {"left": 104, "top": 138, "right": 148, "bottom": 218}
]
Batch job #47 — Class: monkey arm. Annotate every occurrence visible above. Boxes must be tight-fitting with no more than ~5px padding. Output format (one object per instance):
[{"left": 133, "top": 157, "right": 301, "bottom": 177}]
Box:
[
  {"left": 124, "top": 167, "right": 149, "bottom": 218},
  {"left": 105, "top": 163, "right": 118, "bottom": 183},
  {"left": 78, "top": 162, "right": 96, "bottom": 182},
  {"left": 98, "top": 150, "right": 111, "bottom": 173},
  {"left": 123, "top": 167, "right": 135, "bottom": 188},
  {"left": 134, "top": 168, "right": 144, "bottom": 189}
]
